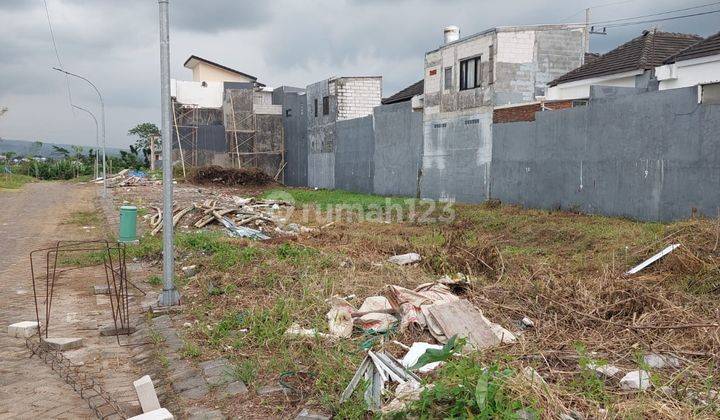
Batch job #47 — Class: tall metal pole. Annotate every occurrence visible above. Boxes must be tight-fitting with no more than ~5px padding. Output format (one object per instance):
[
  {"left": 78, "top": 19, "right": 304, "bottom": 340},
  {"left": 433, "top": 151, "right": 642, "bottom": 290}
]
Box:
[
  {"left": 158, "top": 0, "right": 179, "bottom": 306},
  {"left": 52, "top": 67, "right": 107, "bottom": 197},
  {"left": 71, "top": 104, "right": 99, "bottom": 180}
]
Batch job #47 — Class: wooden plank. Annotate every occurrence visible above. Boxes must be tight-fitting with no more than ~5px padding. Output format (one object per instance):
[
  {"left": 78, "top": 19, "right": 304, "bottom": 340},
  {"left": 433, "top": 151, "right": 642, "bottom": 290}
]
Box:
[{"left": 426, "top": 300, "right": 500, "bottom": 350}]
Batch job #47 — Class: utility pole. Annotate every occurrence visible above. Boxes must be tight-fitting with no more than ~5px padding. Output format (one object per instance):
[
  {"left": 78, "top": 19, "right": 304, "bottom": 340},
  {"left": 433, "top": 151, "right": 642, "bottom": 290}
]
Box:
[
  {"left": 52, "top": 67, "right": 107, "bottom": 197},
  {"left": 71, "top": 104, "right": 100, "bottom": 180},
  {"left": 158, "top": 0, "right": 180, "bottom": 307}
]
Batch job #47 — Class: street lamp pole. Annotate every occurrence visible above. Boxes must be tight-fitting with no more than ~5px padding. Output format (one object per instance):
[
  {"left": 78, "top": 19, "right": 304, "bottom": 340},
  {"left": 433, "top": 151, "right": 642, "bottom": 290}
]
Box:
[
  {"left": 71, "top": 104, "right": 100, "bottom": 180},
  {"left": 157, "top": 0, "right": 180, "bottom": 306},
  {"left": 52, "top": 67, "right": 107, "bottom": 198}
]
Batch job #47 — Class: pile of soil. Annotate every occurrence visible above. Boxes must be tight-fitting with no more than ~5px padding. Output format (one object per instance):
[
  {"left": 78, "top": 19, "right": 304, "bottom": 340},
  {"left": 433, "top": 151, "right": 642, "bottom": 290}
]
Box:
[{"left": 188, "top": 166, "right": 276, "bottom": 187}]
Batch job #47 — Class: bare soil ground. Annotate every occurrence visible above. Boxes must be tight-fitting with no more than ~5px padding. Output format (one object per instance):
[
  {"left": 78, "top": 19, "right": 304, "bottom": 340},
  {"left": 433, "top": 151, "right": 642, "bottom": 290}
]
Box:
[{"left": 111, "top": 181, "right": 720, "bottom": 419}]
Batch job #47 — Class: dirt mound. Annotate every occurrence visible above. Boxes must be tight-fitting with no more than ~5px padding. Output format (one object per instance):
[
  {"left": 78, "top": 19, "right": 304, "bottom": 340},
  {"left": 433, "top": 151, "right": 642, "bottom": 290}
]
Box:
[{"left": 188, "top": 166, "right": 276, "bottom": 187}]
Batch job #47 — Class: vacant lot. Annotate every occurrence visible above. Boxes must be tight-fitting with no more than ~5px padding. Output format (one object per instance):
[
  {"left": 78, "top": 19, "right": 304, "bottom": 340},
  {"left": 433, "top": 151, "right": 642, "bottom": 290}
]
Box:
[{"left": 110, "top": 183, "right": 720, "bottom": 419}]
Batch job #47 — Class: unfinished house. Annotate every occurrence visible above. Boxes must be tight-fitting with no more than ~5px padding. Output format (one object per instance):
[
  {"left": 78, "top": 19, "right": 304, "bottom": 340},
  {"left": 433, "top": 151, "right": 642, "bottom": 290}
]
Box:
[
  {"left": 305, "top": 76, "right": 382, "bottom": 189},
  {"left": 170, "top": 55, "right": 284, "bottom": 178},
  {"left": 419, "top": 25, "right": 586, "bottom": 202}
]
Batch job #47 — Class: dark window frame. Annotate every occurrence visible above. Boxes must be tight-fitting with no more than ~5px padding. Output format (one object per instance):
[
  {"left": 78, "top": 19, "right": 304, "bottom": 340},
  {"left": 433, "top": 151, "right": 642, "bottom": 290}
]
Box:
[
  {"left": 488, "top": 45, "right": 494, "bottom": 85},
  {"left": 322, "top": 96, "right": 330, "bottom": 115},
  {"left": 314, "top": 98, "right": 318, "bottom": 117},
  {"left": 459, "top": 54, "right": 482, "bottom": 91}
]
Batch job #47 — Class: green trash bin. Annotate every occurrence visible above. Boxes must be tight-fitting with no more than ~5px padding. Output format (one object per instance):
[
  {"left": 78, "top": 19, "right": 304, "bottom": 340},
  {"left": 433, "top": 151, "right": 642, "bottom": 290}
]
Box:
[{"left": 119, "top": 205, "right": 138, "bottom": 243}]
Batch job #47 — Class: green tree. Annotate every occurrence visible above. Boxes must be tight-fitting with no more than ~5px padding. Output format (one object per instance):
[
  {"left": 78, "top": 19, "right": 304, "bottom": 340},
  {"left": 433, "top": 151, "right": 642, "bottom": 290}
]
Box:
[
  {"left": 51, "top": 145, "right": 70, "bottom": 158},
  {"left": 128, "top": 122, "right": 159, "bottom": 166}
]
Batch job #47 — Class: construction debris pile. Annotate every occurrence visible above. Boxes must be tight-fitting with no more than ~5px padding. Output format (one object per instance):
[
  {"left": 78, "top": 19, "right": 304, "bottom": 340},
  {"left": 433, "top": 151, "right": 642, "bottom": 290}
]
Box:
[
  {"left": 188, "top": 166, "right": 277, "bottom": 187},
  {"left": 146, "top": 195, "right": 310, "bottom": 240},
  {"left": 101, "top": 169, "right": 159, "bottom": 188},
  {"left": 283, "top": 260, "right": 523, "bottom": 414}
]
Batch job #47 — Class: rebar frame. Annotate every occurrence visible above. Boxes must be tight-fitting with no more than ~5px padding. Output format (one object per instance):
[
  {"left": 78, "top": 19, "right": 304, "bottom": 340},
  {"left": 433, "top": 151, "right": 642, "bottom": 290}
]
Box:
[
  {"left": 29, "top": 240, "right": 144, "bottom": 346},
  {"left": 25, "top": 337, "right": 127, "bottom": 419}
]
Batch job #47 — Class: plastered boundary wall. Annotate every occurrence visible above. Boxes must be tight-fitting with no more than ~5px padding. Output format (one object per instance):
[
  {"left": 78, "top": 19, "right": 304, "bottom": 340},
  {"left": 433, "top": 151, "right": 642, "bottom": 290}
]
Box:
[
  {"left": 302, "top": 100, "right": 424, "bottom": 197},
  {"left": 491, "top": 86, "right": 720, "bottom": 221}
]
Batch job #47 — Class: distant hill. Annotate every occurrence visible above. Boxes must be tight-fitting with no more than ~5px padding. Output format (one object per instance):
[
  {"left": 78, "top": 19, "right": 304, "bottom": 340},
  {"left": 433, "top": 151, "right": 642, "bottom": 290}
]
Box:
[{"left": 0, "top": 139, "right": 125, "bottom": 158}]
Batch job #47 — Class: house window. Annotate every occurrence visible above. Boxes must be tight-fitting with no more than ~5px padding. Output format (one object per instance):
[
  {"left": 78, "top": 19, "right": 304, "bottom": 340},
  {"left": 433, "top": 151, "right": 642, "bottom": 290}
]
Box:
[
  {"left": 314, "top": 98, "right": 318, "bottom": 117},
  {"left": 488, "top": 45, "right": 494, "bottom": 85},
  {"left": 444, "top": 67, "right": 453, "bottom": 90},
  {"left": 322, "top": 96, "right": 330, "bottom": 115},
  {"left": 285, "top": 109, "right": 292, "bottom": 117},
  {"left": 460, "top": 56, "right": 482, "bottom": 91}
]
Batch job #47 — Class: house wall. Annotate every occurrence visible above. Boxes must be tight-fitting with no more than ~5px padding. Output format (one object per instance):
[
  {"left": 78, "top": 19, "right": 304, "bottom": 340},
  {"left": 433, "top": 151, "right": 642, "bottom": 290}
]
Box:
[
  {"left": 171, "top": 79, "right": 224, "bottom": 107},
  {"left": 306, "top": 79, "right": 337, "bottom": 188},
  {"left": 373, "top": 102, "right": 424, "bottom": 197},
  {"left": 546, "top": 70, "right": 644, "bottom": 100},
  {"left": 191, "top": 62, "right": 255, "bottom": 83},
  {"left": 491, "top": 86, "right": 720, "bottom": 221},
  {"left": 657, "top": 55, "right": 720, "bottom": 90},
  {"left": 305, "top": 77, "right": 382, "bottom": 189}
]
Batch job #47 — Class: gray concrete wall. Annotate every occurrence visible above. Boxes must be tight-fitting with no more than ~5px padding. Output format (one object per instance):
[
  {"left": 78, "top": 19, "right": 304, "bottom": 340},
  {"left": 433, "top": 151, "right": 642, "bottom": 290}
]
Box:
[
  {"left": 308, "top": 152, "right": 335, "bottom": 189},
  {"left": 335, "top": 115, "right": 375, "bottom": 193},
  {"left": 491, "top": 86, "right": 720, "bottom": 221},
  {"left": 273, "top": 87, "right": 307, "bottom": 186},
  {"left": 373, "top": 102, "right": 424, "bottom": 197},
  {"left": 420, "top": 109, "right": 493, "bottom": 203}
]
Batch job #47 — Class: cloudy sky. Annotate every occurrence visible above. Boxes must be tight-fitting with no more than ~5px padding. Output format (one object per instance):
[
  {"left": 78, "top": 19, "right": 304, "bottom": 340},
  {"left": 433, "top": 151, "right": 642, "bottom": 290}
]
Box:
[{"left": 0, "top": 0, "right": 717, "bottom": 148}]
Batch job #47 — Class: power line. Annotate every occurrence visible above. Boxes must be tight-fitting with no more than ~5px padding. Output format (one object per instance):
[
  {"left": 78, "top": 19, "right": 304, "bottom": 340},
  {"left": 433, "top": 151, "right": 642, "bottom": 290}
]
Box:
[
  {"left": 562, "top": 0, "right": 638, "bottom": 21},
  {"left": 602, "top": 8, "right": 720, "bottom": 28},
  {"left": 591, "top": 0, "right": 720, "bottom": 25},
  {"left": 42, "top": 0, "right": 73, "bottom": 110}
]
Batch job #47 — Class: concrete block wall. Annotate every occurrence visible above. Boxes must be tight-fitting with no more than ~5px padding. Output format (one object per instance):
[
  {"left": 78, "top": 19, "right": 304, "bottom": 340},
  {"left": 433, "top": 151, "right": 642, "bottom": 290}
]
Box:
[
  {"left": 491, "top": 86, "right": 720, "bottom": 221},
  {"left": 373, "top": 102, "right": 424, "bottom": 197},
  {"left": 335, "top": 77, "right": 382, "bottom": 121}
]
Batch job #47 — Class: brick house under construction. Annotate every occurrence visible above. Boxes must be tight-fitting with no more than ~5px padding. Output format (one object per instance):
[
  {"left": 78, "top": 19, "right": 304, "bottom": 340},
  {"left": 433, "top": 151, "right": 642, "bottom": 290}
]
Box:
[{"left": 170, "top": 55, "right": 284, "bottom": 179}]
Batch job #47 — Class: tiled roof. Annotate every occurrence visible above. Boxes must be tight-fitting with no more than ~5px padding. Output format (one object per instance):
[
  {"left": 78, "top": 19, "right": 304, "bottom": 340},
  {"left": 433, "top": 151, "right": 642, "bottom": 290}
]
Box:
[
  {"left": 183, "top": 55, "right": 265, "bottom": 86},
  {"left": 584, "top": 52, "right": 600, "bottom": 63},
  {"left": 665, "top": 31, "right": 720, "bottom": 63},
  {"left": 549, "top": 30, "right": 702, "bottom": 87},
  {"left": 382, "top": 80, "right": 424, "bottom": 105}
]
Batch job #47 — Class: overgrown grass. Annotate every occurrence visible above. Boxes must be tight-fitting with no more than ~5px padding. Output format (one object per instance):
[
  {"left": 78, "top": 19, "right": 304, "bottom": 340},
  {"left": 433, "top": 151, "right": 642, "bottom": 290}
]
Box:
[
  {"left": 65, "top": 210, "right": 102, "bottom": 226},
  {"left": 397, "top": 358, "right": 535, "bottom": 418},
  {"left": 0, "top": 173, "right": 36, "bottom": 189}
]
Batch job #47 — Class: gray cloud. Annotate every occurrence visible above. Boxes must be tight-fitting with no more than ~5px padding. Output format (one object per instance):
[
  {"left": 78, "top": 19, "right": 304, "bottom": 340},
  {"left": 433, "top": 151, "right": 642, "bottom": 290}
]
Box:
[{"left": 0, "top": 0, "right": 717, "bottom": 147}]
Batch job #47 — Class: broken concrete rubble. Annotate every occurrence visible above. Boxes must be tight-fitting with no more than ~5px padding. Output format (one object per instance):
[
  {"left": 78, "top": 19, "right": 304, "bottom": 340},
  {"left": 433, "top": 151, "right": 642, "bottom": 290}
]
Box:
[
  {"left": 643, "top": 353, "right": 681, "bottom": 369},
  {"left": 181, "top": 265, "right": 198, "bottom": 277},
  {"left": 41, "top": 337, "right": 83, "bottom": 351},
  {"left": 133, "top": 375, "right": 161, "bottom": 413},
  {"left": 586, "top": 362, "right": 622, "bottom": 378},
  {"left": 522, "top": 366, "right": 547, "bottom": 386},
  {"left": 620, "top": 370, "right": 652, "bottom": 391},
  {"left": 128, "top": 408, "right": 174, "bottom": 420},
  {"left": 7, "top": 321, "right": 39, "bottom": 338},
  {"left": 284, "top": 323, "right": 332, "bottom": 339},
  {"left": 388, "top": 253, "right": 421, "bottom": 265}
]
